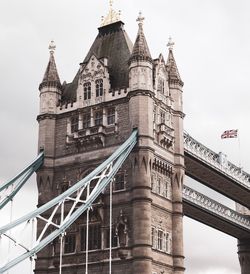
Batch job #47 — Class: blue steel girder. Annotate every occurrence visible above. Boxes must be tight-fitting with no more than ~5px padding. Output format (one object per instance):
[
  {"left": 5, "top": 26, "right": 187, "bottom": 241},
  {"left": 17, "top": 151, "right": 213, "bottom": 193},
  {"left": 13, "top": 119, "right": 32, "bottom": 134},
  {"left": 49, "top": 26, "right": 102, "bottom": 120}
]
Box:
[
  {"left": 0, "top": 152, "right": 44, "bottom": 210},
  {"left": 183, "top": 185, "right": 250, "bottom": 239},
  {"left": 0, "top": 129, "right": 137, "bottom": 274}
]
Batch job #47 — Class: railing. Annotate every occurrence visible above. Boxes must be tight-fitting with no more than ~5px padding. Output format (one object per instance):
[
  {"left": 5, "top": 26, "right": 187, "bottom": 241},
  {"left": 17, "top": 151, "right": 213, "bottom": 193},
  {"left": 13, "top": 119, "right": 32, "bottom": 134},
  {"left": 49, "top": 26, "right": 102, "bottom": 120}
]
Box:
[
  {"left": 183, "top": 185, "right": 250, "bottom": 230},
  {"left": 183, "top": 132, "right": 250, "bottom": 189}
]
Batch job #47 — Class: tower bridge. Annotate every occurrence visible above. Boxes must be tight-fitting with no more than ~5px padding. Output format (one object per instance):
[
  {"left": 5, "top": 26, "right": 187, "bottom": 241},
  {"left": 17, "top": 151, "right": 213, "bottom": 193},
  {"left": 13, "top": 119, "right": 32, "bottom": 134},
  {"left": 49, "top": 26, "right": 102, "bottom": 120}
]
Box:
[{"left": 0, "top": 3, "right": 250, "bottom": 274}]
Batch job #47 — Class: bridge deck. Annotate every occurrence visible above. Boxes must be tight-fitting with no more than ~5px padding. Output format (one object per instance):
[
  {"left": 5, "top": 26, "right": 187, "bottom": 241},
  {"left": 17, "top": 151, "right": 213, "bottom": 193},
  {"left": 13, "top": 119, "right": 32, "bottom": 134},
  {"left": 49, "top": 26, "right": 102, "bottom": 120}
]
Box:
[
  {"left": 183, "top": 185, "right": 250, "bottom": 239},
  {"left": 184, "top": 133, "right": 250, "bottom": 207}
]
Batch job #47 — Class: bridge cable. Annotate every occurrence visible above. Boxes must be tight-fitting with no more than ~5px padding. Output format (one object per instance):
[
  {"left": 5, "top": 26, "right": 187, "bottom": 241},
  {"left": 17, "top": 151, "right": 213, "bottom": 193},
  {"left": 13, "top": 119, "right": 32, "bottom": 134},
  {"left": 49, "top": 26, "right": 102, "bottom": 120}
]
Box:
[{"left": 0, "top": 129, "right": 137, "bottom": 273}]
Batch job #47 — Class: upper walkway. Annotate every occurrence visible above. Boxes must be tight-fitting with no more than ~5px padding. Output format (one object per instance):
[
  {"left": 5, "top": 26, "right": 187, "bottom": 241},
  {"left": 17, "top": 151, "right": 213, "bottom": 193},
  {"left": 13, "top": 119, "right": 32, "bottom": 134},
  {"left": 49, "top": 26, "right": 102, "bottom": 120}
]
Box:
[{"left": 184, "top": 132, "right": 250, "bottom": 208}]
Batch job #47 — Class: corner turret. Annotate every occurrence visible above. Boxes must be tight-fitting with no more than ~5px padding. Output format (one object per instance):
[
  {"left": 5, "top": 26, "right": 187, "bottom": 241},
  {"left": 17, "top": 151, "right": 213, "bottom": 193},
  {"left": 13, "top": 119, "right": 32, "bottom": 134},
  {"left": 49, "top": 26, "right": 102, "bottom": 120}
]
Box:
[
  {"left": 129, "top": 12, "right": 153, "bottom": 91},
  {"left": 39, "top": 41, "right": 62, "bottom": 114}
]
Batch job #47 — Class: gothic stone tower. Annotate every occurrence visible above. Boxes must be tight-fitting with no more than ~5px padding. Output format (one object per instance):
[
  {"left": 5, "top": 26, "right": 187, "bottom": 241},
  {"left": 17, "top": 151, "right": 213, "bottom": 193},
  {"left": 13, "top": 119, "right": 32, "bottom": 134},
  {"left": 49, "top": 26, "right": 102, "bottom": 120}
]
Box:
[{"left": 36, "top": 8, "right": 185, "bottom": 274}]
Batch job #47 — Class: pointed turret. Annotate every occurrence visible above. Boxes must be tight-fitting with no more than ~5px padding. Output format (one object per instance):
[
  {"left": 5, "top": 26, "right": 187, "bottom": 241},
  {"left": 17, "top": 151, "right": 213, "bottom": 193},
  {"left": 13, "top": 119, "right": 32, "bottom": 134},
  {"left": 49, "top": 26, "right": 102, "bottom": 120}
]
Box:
[
  {"left": 39, "top": 41, "right": 61, "bottom": 90},
  {"left": 166, "top": 37, "right": 183, "bottom": 87},
  {"left": 130, "top": 12, "right": 152, "bottom": 63},
  {"left": 129, "top": 13, "right": 153, "bottom": 92},
  {"left": 38, "top": 41, "right": 62, "bottom": 114}
]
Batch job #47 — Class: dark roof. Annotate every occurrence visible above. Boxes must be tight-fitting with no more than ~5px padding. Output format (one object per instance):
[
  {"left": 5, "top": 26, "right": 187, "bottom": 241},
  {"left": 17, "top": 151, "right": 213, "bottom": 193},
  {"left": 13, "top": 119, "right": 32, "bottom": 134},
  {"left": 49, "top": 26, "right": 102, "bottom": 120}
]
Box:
[
  {"left": 130, "top": 24, "right": 152, "bottom": 63},
  {"left": 62, "top": 21, "right": 133, "bottom": 103},
  {"left": 166, "top": 49, "right": 184, "bottom": 86},
  {"left": 39, "top": 52, "right": 61, "bottom": 90}
]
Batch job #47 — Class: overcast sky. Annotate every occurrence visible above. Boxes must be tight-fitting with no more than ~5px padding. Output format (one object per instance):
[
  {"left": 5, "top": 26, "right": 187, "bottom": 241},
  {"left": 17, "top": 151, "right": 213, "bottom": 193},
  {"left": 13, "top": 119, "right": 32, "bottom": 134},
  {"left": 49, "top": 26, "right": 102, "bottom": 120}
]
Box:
[{"left": 1, "top": 0, "right": 250, "bottom": 273}]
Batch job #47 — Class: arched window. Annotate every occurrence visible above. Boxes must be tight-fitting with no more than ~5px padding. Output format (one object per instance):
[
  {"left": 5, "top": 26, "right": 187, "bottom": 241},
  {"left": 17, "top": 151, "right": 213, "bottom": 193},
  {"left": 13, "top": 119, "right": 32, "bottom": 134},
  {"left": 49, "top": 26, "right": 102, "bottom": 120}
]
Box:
[
  {"left": 95, "top": 79, "right": 103, "bottom": 97},
  {"left": 84, "top": 82, "right": 91, "bottom": 100}
]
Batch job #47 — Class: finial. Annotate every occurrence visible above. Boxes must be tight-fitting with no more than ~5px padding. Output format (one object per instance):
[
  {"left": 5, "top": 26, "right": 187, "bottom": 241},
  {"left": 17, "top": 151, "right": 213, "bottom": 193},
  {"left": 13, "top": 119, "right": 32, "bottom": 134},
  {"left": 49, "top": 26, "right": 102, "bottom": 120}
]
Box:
[
  {"left": 167, "top": 37, "right": 175, "bottom": 50},
  {"left": 109, "top": 0, "right": 113, "bottom": 9},
  {"left": 136, "top": 11, "right": 145, "bottom": 27},
  {"left": 49, "top": 40, "right": 56, "bottom": 54},
  {"left": 101, "top": 0, "right": 121, "bottom": 27}
]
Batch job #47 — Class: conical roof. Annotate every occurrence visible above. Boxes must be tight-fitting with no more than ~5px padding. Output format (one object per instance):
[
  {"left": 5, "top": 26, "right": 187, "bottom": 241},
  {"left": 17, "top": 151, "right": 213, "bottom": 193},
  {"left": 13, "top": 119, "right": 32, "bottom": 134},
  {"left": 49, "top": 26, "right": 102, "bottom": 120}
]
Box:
[
  {"left": 166, "top": 40, "right": 183, "bottom": 86},
  {"left": 130, "top": 13, "right": 152, "bottom": 63},
  {"left": 39, "top": 41, "right": 61, "bottom": 90}
]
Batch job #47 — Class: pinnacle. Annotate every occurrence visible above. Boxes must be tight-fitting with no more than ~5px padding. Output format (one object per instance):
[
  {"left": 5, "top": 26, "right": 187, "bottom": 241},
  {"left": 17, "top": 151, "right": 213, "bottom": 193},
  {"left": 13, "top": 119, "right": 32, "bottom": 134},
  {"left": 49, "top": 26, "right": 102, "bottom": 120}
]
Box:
[
  {"left": 166, "top": 47, "right": 183, "bottom": 86},
  {"left": 130, "top": 13, "right": 152, "bottom": 63},
  {"left": 39, "top": 41, "right": 61, "bottom": 90}
]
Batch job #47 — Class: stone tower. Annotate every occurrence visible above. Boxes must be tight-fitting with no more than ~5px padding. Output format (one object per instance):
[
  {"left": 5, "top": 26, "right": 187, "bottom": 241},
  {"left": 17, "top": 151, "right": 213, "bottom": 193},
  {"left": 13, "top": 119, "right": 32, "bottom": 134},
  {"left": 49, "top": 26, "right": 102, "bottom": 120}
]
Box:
[{"left": 36, "top": 6, "right": 185, "bottom": 274}]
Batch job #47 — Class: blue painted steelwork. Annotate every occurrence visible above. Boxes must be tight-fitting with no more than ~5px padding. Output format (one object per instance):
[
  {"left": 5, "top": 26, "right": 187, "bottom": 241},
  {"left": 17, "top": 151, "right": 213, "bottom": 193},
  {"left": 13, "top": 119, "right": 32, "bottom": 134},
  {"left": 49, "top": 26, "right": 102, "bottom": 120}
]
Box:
[
  {"left": 0, "top": 152, "right": 44, "bottom": 210},
  {"left": 0, "top": 129, "right": 137, "bottom": 273}
]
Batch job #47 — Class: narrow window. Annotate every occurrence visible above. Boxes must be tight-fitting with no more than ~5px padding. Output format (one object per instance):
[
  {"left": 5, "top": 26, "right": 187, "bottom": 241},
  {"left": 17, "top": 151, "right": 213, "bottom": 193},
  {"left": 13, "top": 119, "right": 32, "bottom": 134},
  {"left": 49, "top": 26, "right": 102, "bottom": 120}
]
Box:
[
  {"left": 114, "top": 173, "right": 125, "bottom": 191},
  {"left": 157, "top": 178, "right": 161, "bottom": 195},
  {"left": 106, "top": 227, "right": 118, "bottom": 248},
  {"left": 64, "top": 234, "right": 76, "bottom": 254},
  {"left": 95, "top": 79, "right": 103, "bottom": 97},
  {"left": 81, "top": 224, "right": 101, "bottom": 251},
  {"left": 160, "top": 111, "right": 165, "bottom": 124},
  {"left": 165, "top": 232, "right": 169, "bottom": 253},
  {"left": 107, "top": 108, "right": 115, "bottom": 125},
  {"left": 94, "top": 110, "right": 103, "bottom": 126},
  {"left": 158, "top": 78, "right": 164, "bottom": 94},
  {"left": 71, "top": 116, "right": 79, "bottom": 133},
  {"left": 84, "top": 82, "right": 91, "bottom": 100},
  {"left": 83, "top": 112, "right": 91, "bottom": 128},
  {"left": 158, "top": 230, "right": 163, "bottom": 251}
]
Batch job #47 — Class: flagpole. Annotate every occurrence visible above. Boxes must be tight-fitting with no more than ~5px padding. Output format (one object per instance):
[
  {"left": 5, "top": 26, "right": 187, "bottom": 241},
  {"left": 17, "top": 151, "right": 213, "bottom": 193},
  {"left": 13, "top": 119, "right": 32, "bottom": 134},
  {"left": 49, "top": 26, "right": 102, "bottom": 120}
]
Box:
[{"left": 237, "top": 129, "right": 242, "bottom": 168}]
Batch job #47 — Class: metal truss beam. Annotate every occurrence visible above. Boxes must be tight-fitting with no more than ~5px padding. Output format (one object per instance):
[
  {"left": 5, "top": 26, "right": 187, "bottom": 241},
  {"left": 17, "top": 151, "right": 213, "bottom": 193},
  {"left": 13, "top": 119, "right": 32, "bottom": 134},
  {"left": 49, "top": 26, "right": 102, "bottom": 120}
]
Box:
[
  {"left": 0, "top": 129, "right": 137, "bottom": 273},
  {"left": 0, "top": 152, "right": 44, "bottom": 210}
]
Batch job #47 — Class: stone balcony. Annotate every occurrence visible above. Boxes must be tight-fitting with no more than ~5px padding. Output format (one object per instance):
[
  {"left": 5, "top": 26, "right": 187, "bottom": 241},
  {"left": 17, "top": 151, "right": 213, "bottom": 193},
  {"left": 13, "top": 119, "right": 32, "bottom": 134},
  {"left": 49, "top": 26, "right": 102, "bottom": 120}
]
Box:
[
  {"left": 157, "top": 123, "right": 174, "bottom": 149},
  {"left": 66, "top": 124, "right": 117, "bottom": 149}
]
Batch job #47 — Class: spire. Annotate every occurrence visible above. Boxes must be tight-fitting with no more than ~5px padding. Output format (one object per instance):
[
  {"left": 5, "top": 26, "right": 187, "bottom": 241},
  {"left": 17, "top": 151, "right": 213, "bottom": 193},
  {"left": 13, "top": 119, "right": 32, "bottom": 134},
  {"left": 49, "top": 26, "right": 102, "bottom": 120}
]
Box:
[
  {"left": 39, "top": 40, "right": 61, "bottom": 90},
  {"left": 101, "top": 0, "right": 121, "bottom": 27},
  {"left": 130, "top": 12, "right": 152, "bottom": 63},
  {"left": 166, "top": 37, "right": 183, "bottom": 86}
]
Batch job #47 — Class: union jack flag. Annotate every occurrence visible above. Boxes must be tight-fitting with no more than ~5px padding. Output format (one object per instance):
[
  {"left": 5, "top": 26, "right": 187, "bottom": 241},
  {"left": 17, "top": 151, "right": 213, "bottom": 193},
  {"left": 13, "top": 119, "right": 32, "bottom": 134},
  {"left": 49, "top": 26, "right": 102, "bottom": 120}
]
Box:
[{"left": 221, "top": 129, "right": 238, "bottom": 139}]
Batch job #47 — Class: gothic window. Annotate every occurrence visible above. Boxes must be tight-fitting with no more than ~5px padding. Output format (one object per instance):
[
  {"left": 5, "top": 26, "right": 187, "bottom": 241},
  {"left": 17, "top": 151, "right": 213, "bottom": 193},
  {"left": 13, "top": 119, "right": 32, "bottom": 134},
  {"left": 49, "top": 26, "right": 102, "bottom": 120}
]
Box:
[
  {"left": 71, "top": 116, "right": 79, "bottom": 133},
  {"left": 160, "top": 111, "right": 165, "bottom": 124},
  {"left": 95, "top": 79, "right": 103, "bottom": 97},
  {"left": 107, "top": 108, "right": 115, "bottom": 125},
  {"left": 84, "top": 82, "right": 91, "bottom": 100},
  {"left": 80, "top": 224, "right": 101, "bottom": 251},
  {"left": 94, "top": 110, "right": 103, "bottom": 126},
  {"left": 114, "top": 173, "right": 125, "bottom": 191},
  {"left": 105, "top": 227, "right": 118, "bottom": 248},
  {"left": 163, "top": 181, "right": 168, "bottom": 198},
  {"left": 152, "top": 226, "right": 171, "bottom": 253},
  {"left": 64, "top": 234, "right": 76, "bottom": 254},
  {"left": 165, "top": 232, "right": 170, "bottom": 252},
  {"left": 158, "top": 78, "right": 164, "bottom": 94},
  {"left": 83, "top": 112, "right": 91, "bottom": 129},
  {"left": 157, "top": 178, "right": 161, "bottom": 194}
]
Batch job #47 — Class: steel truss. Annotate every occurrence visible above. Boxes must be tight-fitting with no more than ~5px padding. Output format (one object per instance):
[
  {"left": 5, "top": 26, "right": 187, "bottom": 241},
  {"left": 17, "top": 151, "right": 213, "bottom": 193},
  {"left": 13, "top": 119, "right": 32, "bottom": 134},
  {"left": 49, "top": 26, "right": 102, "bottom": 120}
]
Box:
[
  {"left": 0, "top": 152, "right": 44, "bottom": 210},
  {"left": 0, "top": 129, "right": 137, "bottom": 273}
]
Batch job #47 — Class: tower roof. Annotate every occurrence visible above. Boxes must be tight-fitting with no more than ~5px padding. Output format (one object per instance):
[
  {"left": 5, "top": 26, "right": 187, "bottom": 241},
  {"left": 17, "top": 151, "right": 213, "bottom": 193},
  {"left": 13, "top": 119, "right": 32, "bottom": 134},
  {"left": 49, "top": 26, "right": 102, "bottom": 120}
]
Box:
[
  {"left": 62, "top": 21, "right": 133, "bottom": 103},
  {"left": 39, "top": 41, "right": 61, "bottom": 90},
  {"left": 166, "top": 38, "right": 183, "bottom": 86},
  {"left": 130, "top": 12, "right": 152, "bottom": 63}
]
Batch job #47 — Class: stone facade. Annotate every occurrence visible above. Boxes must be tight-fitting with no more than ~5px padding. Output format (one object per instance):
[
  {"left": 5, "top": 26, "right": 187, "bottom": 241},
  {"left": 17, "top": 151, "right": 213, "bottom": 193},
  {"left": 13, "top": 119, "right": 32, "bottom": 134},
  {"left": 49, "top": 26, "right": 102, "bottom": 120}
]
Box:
[{"left": 36, "top": 12, "right": 185, "bottom": 274}]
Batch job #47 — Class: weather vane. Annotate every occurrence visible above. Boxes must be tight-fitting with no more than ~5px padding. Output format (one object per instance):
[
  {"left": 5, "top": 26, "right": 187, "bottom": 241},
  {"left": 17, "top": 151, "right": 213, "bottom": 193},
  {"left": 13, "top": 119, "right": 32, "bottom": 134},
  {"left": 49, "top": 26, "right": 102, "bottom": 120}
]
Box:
[{"left": 167, "top": 37, "right": 175, "bottom": 50}]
